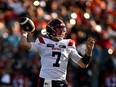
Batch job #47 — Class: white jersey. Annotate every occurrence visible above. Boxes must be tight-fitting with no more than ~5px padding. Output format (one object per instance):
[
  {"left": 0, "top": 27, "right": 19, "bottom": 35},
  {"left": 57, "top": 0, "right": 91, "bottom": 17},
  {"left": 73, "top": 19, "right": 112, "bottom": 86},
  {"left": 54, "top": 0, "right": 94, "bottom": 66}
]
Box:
[{"left": 30, "top": 37, "right": 82, "bottom": 80}]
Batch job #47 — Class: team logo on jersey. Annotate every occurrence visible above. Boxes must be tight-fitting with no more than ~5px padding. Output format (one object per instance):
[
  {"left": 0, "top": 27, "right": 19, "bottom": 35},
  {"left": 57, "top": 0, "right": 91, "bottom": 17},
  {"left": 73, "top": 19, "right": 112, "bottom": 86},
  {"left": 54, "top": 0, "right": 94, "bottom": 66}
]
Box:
[
  {"left": 47, "top": 44, "right": 54, "bottom": 48},
  {"left": 59, "top": 45, "right": 66, "bottom": 48},
  {"left": 52, "top": 47, "right": 61, "bottom": 50},
  {"left": 59, "top": 43, "right": 66, "bottom": 48}
]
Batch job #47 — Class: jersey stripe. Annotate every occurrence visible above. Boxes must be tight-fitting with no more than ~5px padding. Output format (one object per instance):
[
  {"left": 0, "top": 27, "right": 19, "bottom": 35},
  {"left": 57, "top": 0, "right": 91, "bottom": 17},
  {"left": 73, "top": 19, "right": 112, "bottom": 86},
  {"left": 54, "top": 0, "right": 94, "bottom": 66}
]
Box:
[
  {"left": 38, "top": 37, "right": 45, "bottom": 44},
  {"left": 68, "top": 39, "right": 74, "bottom": 46}
]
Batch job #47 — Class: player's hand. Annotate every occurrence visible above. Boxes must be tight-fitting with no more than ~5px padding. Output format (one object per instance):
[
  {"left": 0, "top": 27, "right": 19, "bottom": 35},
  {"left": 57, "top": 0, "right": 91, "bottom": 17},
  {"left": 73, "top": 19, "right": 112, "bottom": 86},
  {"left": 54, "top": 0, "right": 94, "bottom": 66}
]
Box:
[
  {"left": 22, "top": 30, "right": 34, "bottom": 39},
  {"left": 21, "top": 30, "right": 27, "bottom": 38},
  {"left": 86, "top": 37, "right": 95, "bottom": 56}
]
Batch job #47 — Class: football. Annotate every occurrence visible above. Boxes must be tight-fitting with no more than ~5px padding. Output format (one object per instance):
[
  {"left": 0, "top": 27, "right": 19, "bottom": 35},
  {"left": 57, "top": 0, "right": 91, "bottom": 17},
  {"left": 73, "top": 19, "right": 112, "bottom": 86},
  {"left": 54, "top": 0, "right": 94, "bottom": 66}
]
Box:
[{"left": 20, "top": 17, "right": 35, "bottom": 32}]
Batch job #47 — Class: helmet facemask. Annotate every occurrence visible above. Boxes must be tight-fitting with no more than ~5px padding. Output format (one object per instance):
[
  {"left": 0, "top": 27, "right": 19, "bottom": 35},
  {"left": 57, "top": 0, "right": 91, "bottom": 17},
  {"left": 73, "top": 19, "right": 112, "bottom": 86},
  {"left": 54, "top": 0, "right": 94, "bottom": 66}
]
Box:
[{"left": 54, "top": 26, "right": 67, "bottom": 40}]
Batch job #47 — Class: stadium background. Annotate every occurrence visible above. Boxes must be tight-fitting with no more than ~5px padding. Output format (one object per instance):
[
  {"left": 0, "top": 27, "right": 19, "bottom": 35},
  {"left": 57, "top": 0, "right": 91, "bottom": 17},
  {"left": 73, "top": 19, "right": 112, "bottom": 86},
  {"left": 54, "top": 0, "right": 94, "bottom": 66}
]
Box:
[{"left": 0, "top": 0, "right": 116, "bottom": 87}]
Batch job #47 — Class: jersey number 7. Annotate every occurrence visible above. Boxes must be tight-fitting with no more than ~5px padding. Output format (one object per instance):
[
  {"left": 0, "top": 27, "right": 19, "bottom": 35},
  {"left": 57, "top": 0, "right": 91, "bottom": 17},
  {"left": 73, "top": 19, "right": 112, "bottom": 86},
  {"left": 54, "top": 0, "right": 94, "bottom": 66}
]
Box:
[{"left": 52, "top": 52, "right": 61, "bottom": 67}]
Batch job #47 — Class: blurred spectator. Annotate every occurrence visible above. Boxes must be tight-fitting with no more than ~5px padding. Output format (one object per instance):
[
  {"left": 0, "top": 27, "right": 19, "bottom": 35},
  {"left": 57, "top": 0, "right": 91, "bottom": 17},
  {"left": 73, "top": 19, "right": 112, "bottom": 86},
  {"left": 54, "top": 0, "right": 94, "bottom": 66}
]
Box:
[{"left": 0, "top": 60, "right": 12, "bottom": 87}]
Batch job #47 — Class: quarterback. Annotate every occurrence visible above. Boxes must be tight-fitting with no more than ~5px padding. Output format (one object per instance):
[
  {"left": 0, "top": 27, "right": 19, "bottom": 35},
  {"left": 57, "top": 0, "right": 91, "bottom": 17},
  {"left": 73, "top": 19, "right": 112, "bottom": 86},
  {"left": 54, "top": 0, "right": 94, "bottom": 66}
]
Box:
[{"left": 19, "top": 18, "right": 95, "bottom": 87}]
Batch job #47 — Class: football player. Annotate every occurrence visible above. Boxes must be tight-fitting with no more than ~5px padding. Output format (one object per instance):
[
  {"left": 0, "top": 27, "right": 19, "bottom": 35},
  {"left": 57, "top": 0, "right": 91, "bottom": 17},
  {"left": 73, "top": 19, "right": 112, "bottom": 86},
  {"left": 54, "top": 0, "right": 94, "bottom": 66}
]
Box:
[{"left": 19, "top": 19, "right": 95, "bottom": 87}]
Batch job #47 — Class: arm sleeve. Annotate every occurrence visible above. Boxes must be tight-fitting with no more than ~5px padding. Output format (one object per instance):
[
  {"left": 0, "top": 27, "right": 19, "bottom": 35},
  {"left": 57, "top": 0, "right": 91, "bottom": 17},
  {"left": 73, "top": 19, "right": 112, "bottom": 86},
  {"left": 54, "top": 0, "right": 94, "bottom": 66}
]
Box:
[
  {"left": 29, "top": 38, "right": 42, "bottom": 53},
  {"left": 69, "top": 42, "right": 82, "bottom": 63}
]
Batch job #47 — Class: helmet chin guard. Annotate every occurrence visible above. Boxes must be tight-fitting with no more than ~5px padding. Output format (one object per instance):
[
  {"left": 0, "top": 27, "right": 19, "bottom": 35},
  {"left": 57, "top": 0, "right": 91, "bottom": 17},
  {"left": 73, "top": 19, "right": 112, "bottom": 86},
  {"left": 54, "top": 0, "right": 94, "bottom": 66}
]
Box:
[{"left": 56, "top": 36, "right": 63, "bottom": 40}]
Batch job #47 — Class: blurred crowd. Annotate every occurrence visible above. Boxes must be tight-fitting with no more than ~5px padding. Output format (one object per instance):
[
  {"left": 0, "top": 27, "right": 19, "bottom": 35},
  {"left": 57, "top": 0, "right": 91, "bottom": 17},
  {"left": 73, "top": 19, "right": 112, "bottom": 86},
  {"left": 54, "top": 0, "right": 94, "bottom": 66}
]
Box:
[{"left": 0, "top": 0, "right": 116, "bottom": 87}]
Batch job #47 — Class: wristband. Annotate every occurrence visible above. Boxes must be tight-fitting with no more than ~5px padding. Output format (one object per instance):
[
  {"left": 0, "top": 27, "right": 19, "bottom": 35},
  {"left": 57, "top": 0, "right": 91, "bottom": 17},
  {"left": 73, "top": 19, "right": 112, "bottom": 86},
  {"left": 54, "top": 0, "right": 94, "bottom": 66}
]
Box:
[{"left": 82, "top": 54, "right": 91, "bottom": 64}]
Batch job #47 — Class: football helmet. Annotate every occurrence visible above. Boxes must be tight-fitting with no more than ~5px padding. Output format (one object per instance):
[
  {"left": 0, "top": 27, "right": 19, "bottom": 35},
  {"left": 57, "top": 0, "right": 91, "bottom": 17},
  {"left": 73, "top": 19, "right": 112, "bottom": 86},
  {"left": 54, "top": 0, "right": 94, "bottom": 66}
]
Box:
[{"left": 46, "top": 19, "right": 67, "bottom": 40}]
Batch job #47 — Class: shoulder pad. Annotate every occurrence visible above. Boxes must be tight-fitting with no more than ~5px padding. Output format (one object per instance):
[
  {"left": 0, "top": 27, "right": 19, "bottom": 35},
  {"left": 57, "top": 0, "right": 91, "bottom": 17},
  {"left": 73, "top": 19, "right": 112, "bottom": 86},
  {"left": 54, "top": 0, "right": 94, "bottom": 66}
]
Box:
[
  {"left": 68, "top": 39, "right": 75, "bottom": 46},
  {"left": 38, "top": 37, "right": 45, "bottom": 44}
]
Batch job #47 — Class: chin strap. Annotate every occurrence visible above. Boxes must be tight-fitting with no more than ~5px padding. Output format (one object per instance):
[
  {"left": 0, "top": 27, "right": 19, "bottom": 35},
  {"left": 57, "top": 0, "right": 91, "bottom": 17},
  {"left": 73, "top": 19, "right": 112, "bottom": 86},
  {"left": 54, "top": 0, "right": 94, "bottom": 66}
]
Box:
[{"left": 56, "top": 36, "right": 63, "bottom": 40}]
